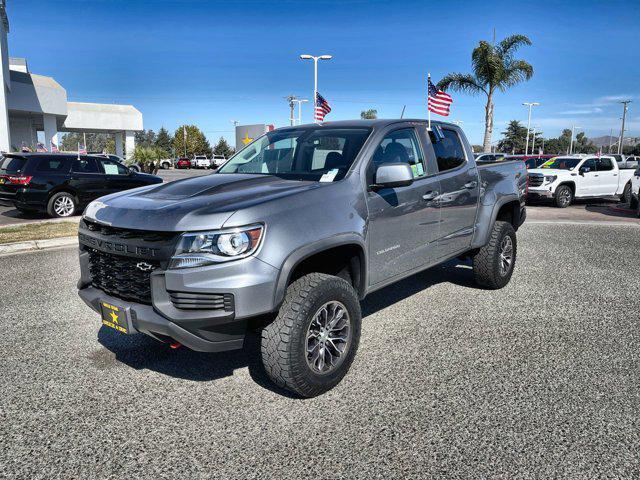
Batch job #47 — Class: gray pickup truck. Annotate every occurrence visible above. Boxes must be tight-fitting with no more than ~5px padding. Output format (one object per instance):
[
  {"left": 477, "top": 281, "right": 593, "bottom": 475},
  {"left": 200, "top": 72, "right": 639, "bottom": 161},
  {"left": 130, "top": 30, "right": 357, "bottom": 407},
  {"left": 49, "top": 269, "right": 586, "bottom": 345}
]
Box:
[{"left": 77, "top": 119, "right": 527, "bottom": 397}]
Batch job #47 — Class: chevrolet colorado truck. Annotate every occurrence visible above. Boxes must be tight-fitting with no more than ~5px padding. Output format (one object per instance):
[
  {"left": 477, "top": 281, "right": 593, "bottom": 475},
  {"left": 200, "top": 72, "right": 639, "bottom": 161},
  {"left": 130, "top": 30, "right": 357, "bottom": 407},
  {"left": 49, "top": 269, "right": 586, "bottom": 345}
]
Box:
[
  {"left": 527, "top": 155, "right": 635, "bottom": 207},
  {"left": 77, "top": 119, "right": 527, "bottom": 397}
]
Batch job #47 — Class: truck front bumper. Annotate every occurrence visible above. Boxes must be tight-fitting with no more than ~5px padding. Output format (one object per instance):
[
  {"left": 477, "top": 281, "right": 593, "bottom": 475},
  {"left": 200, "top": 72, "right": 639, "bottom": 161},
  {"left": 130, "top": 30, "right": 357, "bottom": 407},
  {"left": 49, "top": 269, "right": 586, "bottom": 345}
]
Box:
[
  {"left": 78, "top": 250, "right": 280, "bottom": 352},
  {"left": 527, "top": 187, "right": 554, "bottom": 200}
]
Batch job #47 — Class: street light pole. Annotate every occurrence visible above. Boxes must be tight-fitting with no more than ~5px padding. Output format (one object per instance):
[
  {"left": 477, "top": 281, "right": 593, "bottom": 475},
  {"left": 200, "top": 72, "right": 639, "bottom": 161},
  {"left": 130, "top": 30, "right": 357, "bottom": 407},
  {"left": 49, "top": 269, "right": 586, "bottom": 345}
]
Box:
[
  {"left": 618, "top": 100, "right": 632, "bottom": 155},
  {"left": 569, "top": 125, "right": 582, "bottom": 155},
  {"left": 522, "top": 102, "right": 540, "bottom": 155},
  {"left": 293, "top": 98, "right": 309, "bottom": 125},
  {"left": 300, "top": 54, "right": 332, "bottom": 123}
]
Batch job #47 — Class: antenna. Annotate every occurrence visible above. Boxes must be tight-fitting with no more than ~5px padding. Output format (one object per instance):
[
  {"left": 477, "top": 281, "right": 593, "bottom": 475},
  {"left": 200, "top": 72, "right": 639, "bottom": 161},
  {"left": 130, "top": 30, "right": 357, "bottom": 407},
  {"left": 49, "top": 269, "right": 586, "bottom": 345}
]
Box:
[{"left": 400, "top": 105, "right": 406, "bottom": 119}]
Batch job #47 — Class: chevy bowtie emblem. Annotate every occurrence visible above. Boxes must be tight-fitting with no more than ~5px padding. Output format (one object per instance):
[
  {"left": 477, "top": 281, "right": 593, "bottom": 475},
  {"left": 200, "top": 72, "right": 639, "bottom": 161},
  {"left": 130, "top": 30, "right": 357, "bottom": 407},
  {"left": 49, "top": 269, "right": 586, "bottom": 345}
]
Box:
[{"left": 136, "top": 262, "right": 154, "bottom": 272}]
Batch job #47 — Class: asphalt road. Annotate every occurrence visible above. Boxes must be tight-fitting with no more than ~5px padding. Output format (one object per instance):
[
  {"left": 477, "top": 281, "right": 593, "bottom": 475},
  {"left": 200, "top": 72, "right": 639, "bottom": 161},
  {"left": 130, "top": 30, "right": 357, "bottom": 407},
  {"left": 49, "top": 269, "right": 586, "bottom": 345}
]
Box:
[{"left": 1, "top": 223, "right": 639, "bottom": 478}]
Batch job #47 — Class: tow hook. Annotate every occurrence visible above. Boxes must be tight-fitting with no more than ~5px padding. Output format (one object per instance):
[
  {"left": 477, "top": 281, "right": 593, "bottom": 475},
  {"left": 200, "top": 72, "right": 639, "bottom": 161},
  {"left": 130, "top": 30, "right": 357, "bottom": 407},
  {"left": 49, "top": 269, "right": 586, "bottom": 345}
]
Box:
[{"left": 170, "top": 341, "right": 182, "bottom": 350}]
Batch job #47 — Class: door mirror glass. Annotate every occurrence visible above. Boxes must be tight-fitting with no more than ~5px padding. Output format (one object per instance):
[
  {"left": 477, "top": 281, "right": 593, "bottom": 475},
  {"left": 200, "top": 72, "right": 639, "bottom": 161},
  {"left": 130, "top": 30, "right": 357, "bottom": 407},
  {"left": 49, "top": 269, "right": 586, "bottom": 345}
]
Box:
[
  {"left": 372, "top": 163, "right": 414, "bottom": 189},
  {"left": 579, "top": 166, "right": 590, "bottom": 175}
]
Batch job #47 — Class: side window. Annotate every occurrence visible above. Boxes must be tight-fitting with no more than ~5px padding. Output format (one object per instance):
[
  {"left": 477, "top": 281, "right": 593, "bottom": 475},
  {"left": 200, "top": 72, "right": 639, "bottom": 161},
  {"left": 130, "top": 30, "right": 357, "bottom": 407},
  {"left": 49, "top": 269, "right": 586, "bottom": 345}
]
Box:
[
  {"left": 372, "top": 128, "right": 425, "bottom": 178},
  {"left": 36, "top": 158, "right": 69, "bottom": 173},
  {"left": 71, "top": 158, "right": 100, "bottom": 174},
  {"left": 595, "top": 158, "right": 613, "bottom": 171},
  {"left": 581, "top": 159, "right": 596, "bottom": 172},
  {"left": 430, "top": 129, "right": 466, "bottom": 172},
  {"left": 99, "top": 159, "right": 129, "bottom": 175}
]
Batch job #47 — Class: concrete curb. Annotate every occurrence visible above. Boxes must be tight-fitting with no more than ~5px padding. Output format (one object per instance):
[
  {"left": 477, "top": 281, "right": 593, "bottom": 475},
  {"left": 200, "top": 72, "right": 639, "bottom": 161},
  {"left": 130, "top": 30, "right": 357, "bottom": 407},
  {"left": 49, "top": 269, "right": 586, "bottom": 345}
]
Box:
[
  {"left": 0, "top": 216, "right": 81, "bottom": 229},
  {"left": 0, "top": 236, "right": 78, "bottom": 256}
]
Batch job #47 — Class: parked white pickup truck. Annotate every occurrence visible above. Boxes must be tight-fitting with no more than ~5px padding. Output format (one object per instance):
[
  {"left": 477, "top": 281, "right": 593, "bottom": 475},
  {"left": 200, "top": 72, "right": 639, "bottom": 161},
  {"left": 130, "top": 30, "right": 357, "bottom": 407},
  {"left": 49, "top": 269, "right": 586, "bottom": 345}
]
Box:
[{"left": 527, "top": 155, "right": 634, "bottom": 207}]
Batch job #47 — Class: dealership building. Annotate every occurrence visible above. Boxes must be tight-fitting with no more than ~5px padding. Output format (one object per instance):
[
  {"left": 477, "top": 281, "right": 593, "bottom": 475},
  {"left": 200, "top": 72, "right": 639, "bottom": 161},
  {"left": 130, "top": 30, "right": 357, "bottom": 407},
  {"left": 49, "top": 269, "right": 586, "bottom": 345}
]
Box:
[{"left": 0, "top": 1, "right": 142, "bottom": 156}]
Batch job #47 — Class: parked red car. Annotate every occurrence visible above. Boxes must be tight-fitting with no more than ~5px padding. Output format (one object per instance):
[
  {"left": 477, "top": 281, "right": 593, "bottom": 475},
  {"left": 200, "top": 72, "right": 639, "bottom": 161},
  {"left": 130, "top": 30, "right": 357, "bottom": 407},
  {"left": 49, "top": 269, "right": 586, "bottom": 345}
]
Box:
[
  {"left": 175, "top": 157, "right": 191, "bottom": 169},
  {"left": 506, "top": 154, "right": 556, "bottom": 169}
]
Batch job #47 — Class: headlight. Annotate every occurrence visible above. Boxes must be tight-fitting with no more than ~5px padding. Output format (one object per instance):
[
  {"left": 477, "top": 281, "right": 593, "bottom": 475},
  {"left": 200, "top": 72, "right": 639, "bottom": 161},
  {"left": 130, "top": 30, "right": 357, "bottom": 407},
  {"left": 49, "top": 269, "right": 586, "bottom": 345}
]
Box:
[
  {"left": 169, "top": 224, "right": 264, "bottom": 269},
  {"left": 544, "top": 175, "right": 557, "bottom": 184}
]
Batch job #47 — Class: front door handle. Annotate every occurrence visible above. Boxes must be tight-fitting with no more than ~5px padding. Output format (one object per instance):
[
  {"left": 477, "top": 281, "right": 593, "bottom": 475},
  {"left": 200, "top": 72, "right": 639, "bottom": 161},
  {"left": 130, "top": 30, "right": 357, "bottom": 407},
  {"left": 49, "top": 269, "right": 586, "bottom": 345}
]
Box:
[
  {"left": 422, "top": 191, "right": 439, "bottom": 201},
  {"left": 464, "top": 181, "right": 478, "bottom": 189}
]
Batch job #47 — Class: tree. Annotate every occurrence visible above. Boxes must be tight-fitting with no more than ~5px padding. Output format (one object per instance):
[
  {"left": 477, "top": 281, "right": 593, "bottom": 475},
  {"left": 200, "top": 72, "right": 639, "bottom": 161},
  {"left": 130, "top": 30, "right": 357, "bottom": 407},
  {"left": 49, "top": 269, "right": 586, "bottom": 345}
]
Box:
[
  {"left": 213, "top": 137, "right": 234, "bottom": 158},
  {"left": 155, "top": 127, "right": 173, "bottom": 154},
  {"left": 360, "top": 109, "right": 378, "bottom": 119},
  {"left": 497, "top": 120, "right": 528, "bottom": 154},
  {"left": 438, "top": 34, "right": 534, "bottom": 152},
  {"left": 134, "top": 129, "right": 156, "bottom": 148},
  {"left": 59, "top": 132, "right": 113, "bottom": 153},
  {"left": 172, "top": 125, "right": 212, "bottom": 158},
  {"left": 573, "top": 132, "right": 597, "bottom": 154},
  {"left": 130, "top": 146, "right": 167, "bottom": 174}
]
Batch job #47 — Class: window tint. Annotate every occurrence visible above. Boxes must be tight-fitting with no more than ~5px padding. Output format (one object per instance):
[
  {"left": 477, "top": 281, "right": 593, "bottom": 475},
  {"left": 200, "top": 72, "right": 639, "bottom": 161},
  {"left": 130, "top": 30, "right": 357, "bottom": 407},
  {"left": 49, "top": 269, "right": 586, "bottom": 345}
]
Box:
[
  {"left": 581, "top": 159, "right": 596, "bottom": 172},
  {"left": 372, "top": 128, "right": 425, "bottom": 178},
  {"left": 36, "top": 157, "right": 69, "bottom": 173},
  {"left": 595, "top": 158, "right": 613, "bottom": 171},
  {"left": 0, "top": 156, "right": 27, "bottom": 174},
  {"left": 430, "top": 129, "right": 466, "bottom": 172},
  {"left": 99, "top": 158, "right": 129, "bottom": 175},
  {"left": 72, "top": 158, "right": 100, "bottom": 174}
]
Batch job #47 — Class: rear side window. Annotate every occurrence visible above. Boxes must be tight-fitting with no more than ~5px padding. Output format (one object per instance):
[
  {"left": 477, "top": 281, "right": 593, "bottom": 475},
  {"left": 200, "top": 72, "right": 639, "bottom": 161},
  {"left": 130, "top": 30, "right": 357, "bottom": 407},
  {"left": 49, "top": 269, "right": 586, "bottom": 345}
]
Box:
[
  {"left": 36, "top": 157, "right": 69, "bottom": 173},
  {"left": 430, "top": 129, "right": 466, "bottom": 172},
  {"left": 0, "top": 156, "right": 27, "bottom": 174},
  {"left": 72, "top": 158, "right": 100, "bottom": 173},
  {"left": 596, "top": 158, "right": 613, "bottom": 171}
]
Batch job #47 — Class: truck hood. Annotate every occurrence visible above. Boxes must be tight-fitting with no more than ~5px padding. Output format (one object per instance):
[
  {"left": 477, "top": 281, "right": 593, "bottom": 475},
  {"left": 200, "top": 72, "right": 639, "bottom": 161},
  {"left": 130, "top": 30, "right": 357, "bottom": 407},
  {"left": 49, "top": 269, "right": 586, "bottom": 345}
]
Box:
[{"left": 84, "top": 173, "right": 323, "bottom": 231}]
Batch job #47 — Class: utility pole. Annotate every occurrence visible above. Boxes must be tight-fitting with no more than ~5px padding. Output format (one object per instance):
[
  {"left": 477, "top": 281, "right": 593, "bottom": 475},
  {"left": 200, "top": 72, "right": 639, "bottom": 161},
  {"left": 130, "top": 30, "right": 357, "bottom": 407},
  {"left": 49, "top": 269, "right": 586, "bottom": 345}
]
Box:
[
  {"left": 300, "top": 54, "right": 332, "bottom": 123},
  {"left": 608, "top": 128, "right": 614, "bottom": 153},
  {"left": 531, "top": 127, "right": 539, "bottom": 155},
  {"left": 522, "top": 102, "right": 540, "bottom": 155},
  {"left": 285, "top": 95, "right": 298, "bottom": 126},
  {"left": 618, "top": 100, "right": 631, "bottom": 155}
]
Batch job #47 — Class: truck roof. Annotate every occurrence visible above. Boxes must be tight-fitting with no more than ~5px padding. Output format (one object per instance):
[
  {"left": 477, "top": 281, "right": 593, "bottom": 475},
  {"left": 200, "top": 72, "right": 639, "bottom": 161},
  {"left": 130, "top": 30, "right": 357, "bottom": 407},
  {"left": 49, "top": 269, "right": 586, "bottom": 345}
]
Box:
[{"left": 281, "top": 119, "right": 458, "bottom": 130}]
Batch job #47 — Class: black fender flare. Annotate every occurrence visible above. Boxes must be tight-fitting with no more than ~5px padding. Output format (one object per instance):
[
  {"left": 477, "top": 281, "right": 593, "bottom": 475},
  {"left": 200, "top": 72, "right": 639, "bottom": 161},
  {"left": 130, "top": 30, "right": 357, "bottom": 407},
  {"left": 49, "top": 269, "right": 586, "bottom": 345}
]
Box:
[{"left": 273, "top": 233, "right": 368, "bottom": 307}]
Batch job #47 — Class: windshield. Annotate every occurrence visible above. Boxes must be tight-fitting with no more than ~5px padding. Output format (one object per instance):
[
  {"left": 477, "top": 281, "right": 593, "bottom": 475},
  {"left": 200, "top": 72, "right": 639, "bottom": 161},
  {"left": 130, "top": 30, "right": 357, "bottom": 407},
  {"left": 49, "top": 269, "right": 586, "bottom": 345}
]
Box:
[
  {"left": 218, "top": 127, "right": 372, "bottom": 181},
  {"left": 539, "top": 157, "right": 581, "bottom": 170},
  {"left": 0, "top": 156, "right": 27, "bottom": 174}
]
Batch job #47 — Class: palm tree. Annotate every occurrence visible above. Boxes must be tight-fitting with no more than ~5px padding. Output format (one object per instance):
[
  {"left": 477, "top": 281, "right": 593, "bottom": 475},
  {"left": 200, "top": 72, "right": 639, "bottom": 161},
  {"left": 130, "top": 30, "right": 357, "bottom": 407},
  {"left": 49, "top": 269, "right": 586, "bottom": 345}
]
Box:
[
  {"left": 360, "top": 109, "right": 378, "bottom": 119},
  {"left": 437, "top": 34, "right": 534, "bottom": 152}
]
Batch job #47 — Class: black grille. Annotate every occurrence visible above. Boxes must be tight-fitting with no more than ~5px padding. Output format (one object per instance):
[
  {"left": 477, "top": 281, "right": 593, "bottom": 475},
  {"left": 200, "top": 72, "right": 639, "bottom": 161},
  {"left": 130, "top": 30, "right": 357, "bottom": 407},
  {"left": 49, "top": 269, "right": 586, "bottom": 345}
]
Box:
[
  {"left": 87, "top": 248, "right": 158, "bottom": 304},
  {"left": 528, "top": 174, "right": 544, "bottom": 187},
  {"left": 82, "top": 219, "right": 176, "bottom": 243},
  {"left": 168, "top": 291, "right": 234, "bottom": 311}
]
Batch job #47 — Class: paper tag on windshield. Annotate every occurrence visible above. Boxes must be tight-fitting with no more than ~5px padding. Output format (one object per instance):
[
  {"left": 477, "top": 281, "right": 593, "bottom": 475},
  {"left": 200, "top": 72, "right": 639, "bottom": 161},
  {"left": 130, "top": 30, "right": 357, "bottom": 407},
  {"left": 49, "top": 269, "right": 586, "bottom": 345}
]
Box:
[{"left": 319, "top": 169, "right": 339, "bottom": 183}]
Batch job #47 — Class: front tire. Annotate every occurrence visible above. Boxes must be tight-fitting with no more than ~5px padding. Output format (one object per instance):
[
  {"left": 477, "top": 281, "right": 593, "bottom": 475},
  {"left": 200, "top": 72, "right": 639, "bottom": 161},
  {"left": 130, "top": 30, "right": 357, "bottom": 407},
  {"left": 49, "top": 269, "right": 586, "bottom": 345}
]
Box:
[
  {"left": 554, "top": 185, "right": 573, "bottom": 208},
  {"left": 472, "top": 220, "right": 517, "bottom": 289},
  {"left": 261, "top": 273, "right": 361, "bottom": 398},
  {"left": 47, "top": 192, "right": 77, "bottom": 218}
]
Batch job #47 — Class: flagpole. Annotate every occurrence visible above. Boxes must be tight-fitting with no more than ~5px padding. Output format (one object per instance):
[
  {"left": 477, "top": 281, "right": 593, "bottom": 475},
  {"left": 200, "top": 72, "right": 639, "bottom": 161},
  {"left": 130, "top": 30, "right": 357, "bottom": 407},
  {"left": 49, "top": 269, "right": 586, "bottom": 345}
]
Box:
[{"left": 427, "top": 72, "right": 431, "bottom": 131}]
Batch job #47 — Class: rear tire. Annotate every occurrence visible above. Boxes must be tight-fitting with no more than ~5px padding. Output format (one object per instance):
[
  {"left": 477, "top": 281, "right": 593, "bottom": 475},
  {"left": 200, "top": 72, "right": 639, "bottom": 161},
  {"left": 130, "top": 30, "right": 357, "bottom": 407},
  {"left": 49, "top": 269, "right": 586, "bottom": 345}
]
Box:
[
  {"left": 47, "top": 192, "right": 77, "bottom": 218},
  {"left": 554, "top": 185, "right": 573, "bottom": 208},
  {"left": 630, "top": 191, "right": 639, "bottom": 210},
  {"left": 261, "top": 273, "right": 361, "bottom": 398},
  {"left": 472, "top": 220, "right": 517, "bottom": 289}
]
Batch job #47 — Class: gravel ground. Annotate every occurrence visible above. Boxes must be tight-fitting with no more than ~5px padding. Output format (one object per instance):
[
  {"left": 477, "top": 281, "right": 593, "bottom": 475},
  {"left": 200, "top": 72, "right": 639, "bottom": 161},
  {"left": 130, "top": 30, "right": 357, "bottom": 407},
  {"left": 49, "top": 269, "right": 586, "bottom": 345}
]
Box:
[{"left": 1, "top": 223, "right": 639, "bottom": 479}]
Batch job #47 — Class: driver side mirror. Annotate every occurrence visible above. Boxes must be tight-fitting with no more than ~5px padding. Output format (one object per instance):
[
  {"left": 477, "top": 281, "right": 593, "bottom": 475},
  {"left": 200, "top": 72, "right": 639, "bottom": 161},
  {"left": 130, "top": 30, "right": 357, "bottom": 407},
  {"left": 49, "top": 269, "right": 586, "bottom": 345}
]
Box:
[
  {"left": 371, "top": 163, "right": 414, "bottom": 190},
  {"left": 579, "top": 166, "right": 590, "bottom": 176}
]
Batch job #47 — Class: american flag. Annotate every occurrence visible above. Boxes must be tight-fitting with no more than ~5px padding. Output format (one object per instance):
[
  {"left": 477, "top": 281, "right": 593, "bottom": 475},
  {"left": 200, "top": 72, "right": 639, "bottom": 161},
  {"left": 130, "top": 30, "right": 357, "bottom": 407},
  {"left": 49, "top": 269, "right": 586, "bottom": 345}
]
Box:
[
  {"left": 314, "top": 92, "right": 332, "bottom": 122},
  {"left": 428, "top": 78, "right": 453, "bottom": 117},
  {"left": 78, "top": 143, "right": 87, "bottom": 154},
  {"left": 50, "top": 140, "right": 59, "bottom": 152}
]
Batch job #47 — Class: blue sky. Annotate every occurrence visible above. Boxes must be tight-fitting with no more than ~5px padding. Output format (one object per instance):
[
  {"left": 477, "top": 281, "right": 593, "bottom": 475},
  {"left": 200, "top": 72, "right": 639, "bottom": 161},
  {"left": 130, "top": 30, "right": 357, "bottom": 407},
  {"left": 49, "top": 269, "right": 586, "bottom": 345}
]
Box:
[{"left": 8, "top": 0, "right": 640, "bottom": 145}]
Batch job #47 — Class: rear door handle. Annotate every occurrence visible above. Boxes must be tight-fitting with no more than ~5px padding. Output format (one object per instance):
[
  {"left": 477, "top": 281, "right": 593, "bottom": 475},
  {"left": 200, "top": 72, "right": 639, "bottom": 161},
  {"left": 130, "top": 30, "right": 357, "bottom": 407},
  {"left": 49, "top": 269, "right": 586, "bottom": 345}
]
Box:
[
  {"left": 422, "top": 191, "right": 439, "bottom": 201},
  {"left": 464, "top": 181, "right": 478, "bottom": 189}
]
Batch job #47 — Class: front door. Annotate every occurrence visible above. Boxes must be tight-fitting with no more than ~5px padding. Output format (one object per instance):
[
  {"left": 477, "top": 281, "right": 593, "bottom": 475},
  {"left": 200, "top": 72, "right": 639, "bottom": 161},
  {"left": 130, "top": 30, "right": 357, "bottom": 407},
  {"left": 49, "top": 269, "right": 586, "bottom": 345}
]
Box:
[
  {"left": 576, "top": 158, "right": 598, "bottom": 196},
  {"left": 426, "top": 127, "right": 480, "bottom": 259},
  {"left": 97, "top": 158, "right": 141, "bottom": 194},
  {"left": 70, "top": 157, "right": 107, "bottom": 204},
  {"left": 366, "top": 127, "right": 441, "bottom": 285}
]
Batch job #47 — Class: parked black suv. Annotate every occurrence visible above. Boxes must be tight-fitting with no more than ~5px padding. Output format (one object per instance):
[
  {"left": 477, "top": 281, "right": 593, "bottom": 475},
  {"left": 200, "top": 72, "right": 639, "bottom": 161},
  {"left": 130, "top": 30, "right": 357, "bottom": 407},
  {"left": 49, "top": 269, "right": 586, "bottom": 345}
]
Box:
[{"left": 0, "top": 153, "right": 163, "bottom": 218}]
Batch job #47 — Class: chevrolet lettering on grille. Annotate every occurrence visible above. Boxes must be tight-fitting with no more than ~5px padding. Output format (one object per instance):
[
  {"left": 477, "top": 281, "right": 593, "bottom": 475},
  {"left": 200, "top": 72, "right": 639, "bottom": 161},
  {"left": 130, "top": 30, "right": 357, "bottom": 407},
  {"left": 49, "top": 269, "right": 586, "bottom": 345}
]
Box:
[{"left": 78, "top": 233, "right": 159, "bottom": 257}]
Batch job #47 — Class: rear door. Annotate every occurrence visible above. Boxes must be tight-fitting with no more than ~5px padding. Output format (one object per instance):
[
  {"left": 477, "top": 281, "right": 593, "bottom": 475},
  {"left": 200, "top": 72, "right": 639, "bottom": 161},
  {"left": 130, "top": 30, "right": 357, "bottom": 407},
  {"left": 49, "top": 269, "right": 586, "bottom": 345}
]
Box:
[
  {"left": 366, "top": 126, "right": 441, "bottom": 284},
  {"left": 594, "top": 157, "right": 617, "bottom": 195},
  {"left": 426, "top": 127, "right": 480, "bottom": 259},
  {"left": 70, "top": 156, "right": 107, "bottom": 204}
]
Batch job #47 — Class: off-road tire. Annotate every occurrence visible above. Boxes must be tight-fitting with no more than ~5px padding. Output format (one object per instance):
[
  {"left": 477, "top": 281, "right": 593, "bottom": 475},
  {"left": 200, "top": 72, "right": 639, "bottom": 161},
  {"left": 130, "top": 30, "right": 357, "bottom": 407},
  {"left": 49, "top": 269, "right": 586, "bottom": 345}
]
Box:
[
  {"left": 261, "top": 273, "right": 361, "bottom": 398},
  {"left": 554, "top": 185, "right": 573, "bottom": 208},
  {"left": 46, "top": 192, "right": 77, "bottom": 218},
  {"left": 472, "top": 220, "right": 517, "bottom": 289},
  {"left": 630, "top": 191, "right": 639, "bottom": 210}
]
